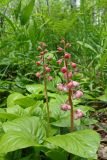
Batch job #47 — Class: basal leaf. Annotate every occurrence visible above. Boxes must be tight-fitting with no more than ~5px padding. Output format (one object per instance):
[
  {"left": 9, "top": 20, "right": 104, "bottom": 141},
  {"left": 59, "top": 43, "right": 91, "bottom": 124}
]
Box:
[
  {"left": 7, "top": 92, "right": 24, "bottom": 108},
  {"left": 3, "top": 116, "right": 46, "bottom": 144},
  {"left": 14, "top": 97, "right": 36, "bottom": 108},
  {"left": 0, "top": 112, "right": 19, "bottom": 120},
  {"left": 46, "top": 130, "right": 100, "bottom": 159},
  {"left": 26, "top": 84, "right": 43, "bottom": 94},
  {"left": 0, "top": 131, "right": 36, "bottom": 153}
]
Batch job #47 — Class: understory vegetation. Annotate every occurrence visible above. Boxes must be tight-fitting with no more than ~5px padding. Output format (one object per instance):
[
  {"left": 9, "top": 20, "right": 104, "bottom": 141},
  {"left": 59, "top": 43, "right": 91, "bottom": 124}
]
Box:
[{"left": 0, "top": 0, "right": 107, "bottom": 160}]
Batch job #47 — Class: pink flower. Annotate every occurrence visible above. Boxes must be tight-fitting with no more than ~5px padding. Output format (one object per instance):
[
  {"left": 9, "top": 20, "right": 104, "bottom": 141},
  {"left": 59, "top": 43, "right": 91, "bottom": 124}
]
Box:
[
  {"left": 61, "top": 67, "right": 67, "bottom": 73},
  {"left": 40, "top": 51, "right": 44, "bottom": 55},
  {"left": 71, "top": 62, "right": 76, "bottom": 68},
  {"left": 64, "top": 52, "right": 71, "bottom": 59},
  {"left": 47, "top": 56, "right": 52, "bottom": 61},
  {"left": 57, "top": 83, "right": 64, "bottom": 91},
  {"left": 67, "top": 81, "right": 73, "bottom": 89},
  {"left": 73, "top": 90, "right": 83, "bottom": 99},
  {"left": 74, "top": 109, "right": 84, "bottom": 119},
  {"left": 36, "top": 61, "right": 41, "bottom": 66},
  {"left": 57, "top": 47, "right": 63, "bottom": 52},
  {"left": 64, "top": 72, "right": 72, "bottom": 79},
  {"left": 60, "top": 104, "right": 71, "bottom": 111},
  {"left": 48, "top": 76, "right": 53, "bottom": 81},
  {"left": 57, "top": 83, "right": 68, "bottom": 92},
  {"left": 45, "top": 67, "right": 51, "bottom": 72},
  {"left": 36, "top": 72, "right": 41, "bottom": 78},
  {"left": 63, "top": 86, "right": 68, "bottom": 92},
  {"left": 57, "top": 59, "right": 62, "bottom": 65},
  {"left": 72, "top": 81, "right": 80, "bottom": 87}
]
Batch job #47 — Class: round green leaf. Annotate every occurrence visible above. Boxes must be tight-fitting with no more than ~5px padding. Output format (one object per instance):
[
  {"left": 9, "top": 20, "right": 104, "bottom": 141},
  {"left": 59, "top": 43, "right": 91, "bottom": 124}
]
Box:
[{"left": 46, "top": 130, "right": 100, "bottom": 159}]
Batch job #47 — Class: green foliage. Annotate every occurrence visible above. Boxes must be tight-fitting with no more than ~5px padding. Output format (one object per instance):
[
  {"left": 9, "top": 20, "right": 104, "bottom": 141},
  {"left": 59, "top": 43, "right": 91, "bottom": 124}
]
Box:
[
  {"left": 46, "top": 130, "right": 100, "bottom": 159},
  {"left": 0, "top": 0, "right": 105, "bottom": 159},
  {"left": 20, "top": 0, "right": 35, "bottom": 25}
]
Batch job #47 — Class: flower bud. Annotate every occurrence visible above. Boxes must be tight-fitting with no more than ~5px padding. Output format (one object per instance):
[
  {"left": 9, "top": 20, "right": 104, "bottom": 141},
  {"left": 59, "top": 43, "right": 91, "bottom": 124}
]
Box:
[
  {"left": 40, "top": 51, "right": 45, "bottom": 55},
  {"left": 65, "top": 43, "right": 71, "bottom": 48},
  {"left": 39, "top": 42, "right": 47, "bottom": 48},
  {"left": 71, "top": 62, "right": 76, "bottom": 68},
  {"left": 36, "top": 61, "right": 41, "bottom": 66},
  {"left": 57, "top": 59, "right": 62, "bottom": 65},
  {"left": 60, "top": 39, "right": 65, "bottom": 44},
  {"left": 47, "top": 76, "right": 53, "bottom": 81},
  {"left": 64, "top": 52, "right": 71, "bottom": 59},
  {"left": 57, "top": 47, "right": 63, "bottom": 52},
  {"left": 60, "top": 104, "right": 71, "bottom": 111},
  {"left": 44, "top": 49, "right": 48, "bottom": 53},
  {"left": 36, "top": 72, "right": 41, "bottom": 78},
  {"left": 61, "top": 67, "right": 67, "bottom": 73},
  {"left": 47, "top": 56, "right": 52, "bottom": 61},
  {"left": 45, "top": 67, "right": 51, "bottom": 72},
  {"left": 37, "top": 46, "right": 42, "bottom": 51}
]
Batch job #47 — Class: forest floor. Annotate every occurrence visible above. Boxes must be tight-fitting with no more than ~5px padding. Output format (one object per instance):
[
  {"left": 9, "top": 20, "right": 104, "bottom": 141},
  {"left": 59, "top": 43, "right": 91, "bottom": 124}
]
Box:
[{"left": 93, "top": 105, "right": 107, "bottom": 160}]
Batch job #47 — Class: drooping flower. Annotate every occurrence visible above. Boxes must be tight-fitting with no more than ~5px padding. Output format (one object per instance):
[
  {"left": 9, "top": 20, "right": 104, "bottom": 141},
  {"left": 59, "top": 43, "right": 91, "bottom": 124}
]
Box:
[
  {"left": 64, "top": 52, "right": 71, "bottom": 59},
  {"left": 61, "top": 67, "right": 67, "bottom": 73},
  {"left": 47, "top": 76, "right": 53, "bottom": 81},
  {"left": 57, "top": 59, "right": 62, "bottom": 65},
  {"left": 60, "top": 104, "right": 71, "bottom": 111},
  {"left": 67, "top": 81, "right": 73, "bottom": 89},
  {"left": 57, "top": 47, "right": 63, "bottom": 52},
  {"left": 45, "top": 67, "right": 51, "bottom": 72},
  {"left": 74, "top": 109, "right": 84, "bottom": 119},
  {"left": 36, "top": 61, "right": 41, "bottom": 66},
  {"left": 73, "top": 90, "right": 83, "bottom": 99},
  {"left": 57, "top": 83, "right": 64, "bottom": 91},
  {"left": 71, "top": 62, "right": 76, "bottom": 68},
  {"left": 72, "top": 81, "right": 80, "bottom": 87},
  {"left": 36, "top": 72, "right": 41, "bottom": 78},
  {"left": 47, "top": 56, "right": 52, "bottom": 61},
  {"left": 64, "top": 72, "right": 72, "bottom": 79}
]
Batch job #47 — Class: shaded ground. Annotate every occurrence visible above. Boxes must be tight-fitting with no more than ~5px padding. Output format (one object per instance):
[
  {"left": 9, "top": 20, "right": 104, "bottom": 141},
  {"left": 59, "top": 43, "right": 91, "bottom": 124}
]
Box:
[{"left": 93, "top": 109, "right": 107, "bottom": 160}]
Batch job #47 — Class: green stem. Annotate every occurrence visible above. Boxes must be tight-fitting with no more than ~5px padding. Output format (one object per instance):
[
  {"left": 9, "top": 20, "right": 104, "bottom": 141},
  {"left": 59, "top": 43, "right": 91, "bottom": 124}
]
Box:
[{"left": 43, "top": 56, "right": 50, "bottom": 133}]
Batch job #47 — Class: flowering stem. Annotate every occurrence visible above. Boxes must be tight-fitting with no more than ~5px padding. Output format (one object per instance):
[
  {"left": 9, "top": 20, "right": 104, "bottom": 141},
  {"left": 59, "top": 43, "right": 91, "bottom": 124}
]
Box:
[
  {"left": 64, "top": 58, "right": 74, "bottom": 132},
  {"left": 43, "top": 56, "right": 50, "bottom": 131}
]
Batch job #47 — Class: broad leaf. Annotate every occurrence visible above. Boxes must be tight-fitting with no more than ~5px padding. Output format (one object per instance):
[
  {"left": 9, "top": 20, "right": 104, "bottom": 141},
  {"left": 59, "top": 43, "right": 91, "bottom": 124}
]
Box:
[
  {"left": 0, "top": 112, "right": 19, "bottom": 120},
  {"left": 46, "top": 130, "right": 100, "bottom": 159},
  {"left": 3, "top": 116, "right": 46, "bottom": 144},
  {"left": 0, "top": 131, "right": 36, "bottom": 153},
  {"left": 46, "top": 149, "right": 68, "bottom": 160},
  {"left": 7, "top": 92, "right": 24, "bottom": 108},
  {"left": 26, "top": 84, "right": 43, "bottom": 94},
  {"left": 14, "top": 97, "right": 36, "bottom": 108}
]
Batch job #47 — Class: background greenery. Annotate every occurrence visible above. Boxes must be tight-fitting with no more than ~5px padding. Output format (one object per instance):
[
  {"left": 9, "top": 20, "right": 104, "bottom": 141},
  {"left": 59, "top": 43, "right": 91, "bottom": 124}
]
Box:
[{"left": 0, "top": 0, "right": 107, "bottom": 159}]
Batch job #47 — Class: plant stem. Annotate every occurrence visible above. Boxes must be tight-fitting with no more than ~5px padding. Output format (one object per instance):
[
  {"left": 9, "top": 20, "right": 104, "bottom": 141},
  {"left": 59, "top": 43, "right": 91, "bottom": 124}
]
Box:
[
  {"left": 64, "top": 57, "right": 74, "bottom": 132},
  {"left": 43, "top": 56, "right": 50, "bottom": 127}
]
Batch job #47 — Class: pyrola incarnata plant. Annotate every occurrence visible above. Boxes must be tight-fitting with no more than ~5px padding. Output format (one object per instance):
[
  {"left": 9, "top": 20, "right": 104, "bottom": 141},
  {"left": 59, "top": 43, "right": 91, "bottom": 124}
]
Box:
[{"left": 56, "top": 39, "right": 84, "bottom": 131}]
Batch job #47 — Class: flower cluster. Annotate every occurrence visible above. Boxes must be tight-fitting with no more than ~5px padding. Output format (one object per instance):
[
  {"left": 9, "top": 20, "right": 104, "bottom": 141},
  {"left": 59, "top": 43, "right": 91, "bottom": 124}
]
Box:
[
  {"left": 35, "top": 42, "right": 53, "bottom": 81},
  {"left": 57, "top": 39, "right": 84, "bottom": 120}
]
